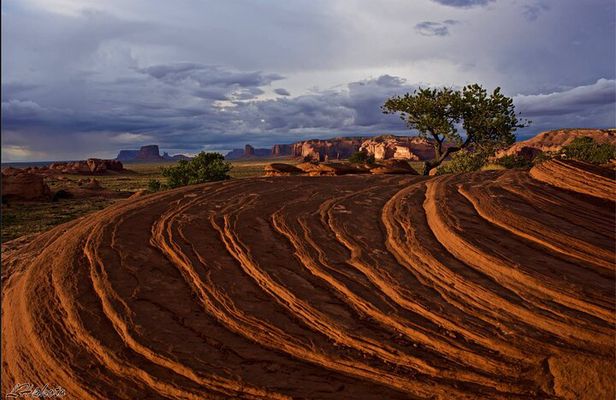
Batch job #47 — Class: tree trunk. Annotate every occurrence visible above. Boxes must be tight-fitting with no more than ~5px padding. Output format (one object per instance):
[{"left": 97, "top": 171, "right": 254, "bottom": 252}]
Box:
[{"left": 422, "top": 161, "right": 434, "bottom": 176}]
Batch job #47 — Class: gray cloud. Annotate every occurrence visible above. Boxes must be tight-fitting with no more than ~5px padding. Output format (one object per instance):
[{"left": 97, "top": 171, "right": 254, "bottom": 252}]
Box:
[
  {"left": 1, "top": 0, "right": 615, "bottom": 160},
  {"left": 515, "top": 78, "right": 616, "bottom": 117},
  {"left": 431, "top": 0, "right": 494, "bottom": 8},
  {"left": 415, "top": 20, "right": 459, "bottom": 37},
  {"left": 523, "top": 1, "right": 550, "bottom": 21}
]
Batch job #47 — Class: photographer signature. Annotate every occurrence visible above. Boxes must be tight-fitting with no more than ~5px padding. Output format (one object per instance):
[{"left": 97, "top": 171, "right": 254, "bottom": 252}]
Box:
[{"left": 5, "top": 383, "right": 66, "bottom": 398}]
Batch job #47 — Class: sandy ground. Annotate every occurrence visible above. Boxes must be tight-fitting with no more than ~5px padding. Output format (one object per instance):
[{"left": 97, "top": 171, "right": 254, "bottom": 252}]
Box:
[{"left": 2, "top": 160, "right": 614, "bottom": 399}]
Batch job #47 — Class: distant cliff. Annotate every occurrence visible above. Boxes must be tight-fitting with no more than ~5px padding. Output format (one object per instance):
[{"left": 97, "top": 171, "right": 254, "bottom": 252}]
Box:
[
  {"left": 116, "top": 145, "right": 190, "bottom": 162},
  {"left": 225, "top": 144, "right": 270, "bottom": 160},
  {"left": 226, "top": 136, "right": 441, "bottom": 162}
]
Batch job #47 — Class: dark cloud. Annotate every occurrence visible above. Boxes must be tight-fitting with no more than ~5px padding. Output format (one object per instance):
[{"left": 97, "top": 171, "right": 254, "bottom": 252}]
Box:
[
  {"left": 415, "top": 20, "right": 459, "bottom": 37},
  {"left": 522, "top": 1, "right": 550, "bottom": 21},
  {"left": 1, "top": 0, "right": 614, "bottom": 160},
  {"left": 431, "top": 0, "right": 494, "bottom": 8},
  {"left": 515, "top": 78, "right": 616, "bottom": 117}
]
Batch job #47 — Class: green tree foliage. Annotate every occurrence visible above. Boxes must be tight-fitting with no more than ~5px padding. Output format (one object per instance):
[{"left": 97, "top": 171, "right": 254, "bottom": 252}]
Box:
[
  {"left": 494, "top": 154, "right": 533, "bottom": 169},
  {"left": 147, "top": 179, "right": 163, "bottom": 192},
  {"left": 561, "top": 136, "right": 616, "bottom": 164},
  {"left": 348, "top": 151, "right": 375, "bottom": 164},
  {"left": 382, "top": 84, "right": 529, "bottom": 175},
  {"left": 162, "top": 152, "right": 232, "bottom": 188},
  {"left": 436, "top": 149, "right": 489, "bottom": 175}
]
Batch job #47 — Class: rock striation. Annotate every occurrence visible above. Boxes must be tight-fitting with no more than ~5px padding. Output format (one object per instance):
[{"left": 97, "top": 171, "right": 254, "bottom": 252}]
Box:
[
  {"left": 359, "top": 135, "right": 437, "bottom": 161},
  {"left": 2, "top": 163, "right": 614, "bottom": 399}
]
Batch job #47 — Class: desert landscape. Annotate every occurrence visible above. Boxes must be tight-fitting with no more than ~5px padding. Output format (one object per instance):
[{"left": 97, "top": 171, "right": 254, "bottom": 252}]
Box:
[
  {"left": 3, "top": 1, "right": 616, "bottom": 399},
  {"left": 2, "top": 150, "right": 615, "bottom": 399}
]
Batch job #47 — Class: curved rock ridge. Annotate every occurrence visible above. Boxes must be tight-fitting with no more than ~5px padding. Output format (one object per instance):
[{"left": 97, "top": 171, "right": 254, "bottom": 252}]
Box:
[
  {"left": 496, "top": 128, "right": 616, "bottom": 160},
  {"left": 2, "top": 164, "right": 614, "bottom": 399}
]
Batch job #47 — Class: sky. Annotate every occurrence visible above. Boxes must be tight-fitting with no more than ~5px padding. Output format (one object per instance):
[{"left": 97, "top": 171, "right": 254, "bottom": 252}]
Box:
[{"left": 1, "top": 0, "right": 615, "bottom": 161}]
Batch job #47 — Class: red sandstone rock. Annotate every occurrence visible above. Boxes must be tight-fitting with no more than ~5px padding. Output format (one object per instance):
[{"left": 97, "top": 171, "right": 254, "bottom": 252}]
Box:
[
  {"left": 496, "top": 129, "right": 616, "bottom": 160},
  {"left": 1, "top": 172, "right": 51, "bottom": 201}
]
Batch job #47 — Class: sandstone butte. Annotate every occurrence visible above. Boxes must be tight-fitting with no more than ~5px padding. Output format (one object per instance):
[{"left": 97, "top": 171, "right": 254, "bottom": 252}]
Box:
[{"left": 2, "top": 158, "right": 614, "bottom": 399}]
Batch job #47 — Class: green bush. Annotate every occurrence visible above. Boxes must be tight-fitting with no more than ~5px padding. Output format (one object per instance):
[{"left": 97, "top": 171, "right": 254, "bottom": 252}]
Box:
[
  {"left": 161, "top": 152, "right": 232, "bottom": 188},
  {"left": 561, "top": 136, "right": 616, "bottom": 164},
  {"left": 494, "top": 154, "right": 533, "bottom": 169},
  {"left": 436, "top": 149, "right": 488, "bottom": 175},
  {"left": 348, "top": 151, "right": 375, "bottom": 164},
  {"left": 147, "top": 179, "right": 163, "bottom": 192}
]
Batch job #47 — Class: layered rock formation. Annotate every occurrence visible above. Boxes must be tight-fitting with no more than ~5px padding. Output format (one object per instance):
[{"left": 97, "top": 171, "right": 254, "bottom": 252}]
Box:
[
  {"left": 265, "top": 161, "right": 418, "bottom": 176},
  {"left": 47, "top": 159, "right": 124, "bottom": 174},
  {"left": 116, "top": 145, "right": 190, "bottom": 162},
  {"left": 271, "top": 144, "right": 293, "bottom": 157},
  {"left": 225, "top": 145, "right": 271, "bottom": 160},
  {"left": 267, "top": 136, "right": 439, "bottom": 162},
  {"left": 496, "top": 129, "right": 616, "bottom": 160},
  {"left": 2, "top": 163, "right": 614, "bottom": 399},
  {"left": 290, "top": 138, "right": 364, "bottom": 162},
  {"left": 1, "top": 171, "right": 51, "bottom": 202},
  {"left": 359, "top": 135, "right": 437, "bottom": 161}
]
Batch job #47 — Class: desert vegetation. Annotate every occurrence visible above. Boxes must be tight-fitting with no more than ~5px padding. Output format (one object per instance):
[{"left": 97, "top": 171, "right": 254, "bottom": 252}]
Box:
[{"left": 383, "top": 84, "right": 529, "bottom": 175}]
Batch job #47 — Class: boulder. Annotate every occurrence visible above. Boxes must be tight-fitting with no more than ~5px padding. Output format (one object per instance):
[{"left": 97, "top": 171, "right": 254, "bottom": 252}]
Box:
[
  {"left": 380, "top": 159, "right": 417, "bottom": 172},
  {"left": 370, "top": 166, "right": 416, "bottom": 175},
  {"left": 295, "top": 162, "right": 322, "bottom": 173},
  {"left": 1, "top": 172, "right": 51, "bottom": 201},
  {"left": 81, "top": 178, "right": 103, "bottom": 190},
  {"left": 308, "top": 163, "right": 367, "bottom": 176},
  {"left": 264, "top": 163, "right": 304, "bottom": 176}
]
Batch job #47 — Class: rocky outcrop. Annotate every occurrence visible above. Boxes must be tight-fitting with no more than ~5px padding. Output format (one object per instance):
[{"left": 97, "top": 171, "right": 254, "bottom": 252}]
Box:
[
  {"left": 116, "top": 145, "right": 190, "bottom": 162},
  {"left": 116, "top": 150, "right": 139, "bottom": 161},
  {"left": 136, "top": 145, "right": 163, "bottom": 161},
  {"left": 496, "top": 129, "right": 616, "bottom": 161},
  {"left": 45, "top": 159, "right": 124, "bottom": 175},
  {"left": 225, "top": 144, "right": 271, "bottom": 159},
  {"left": 244, "top": 144, "right": 255, "bottom": 157},
  {"left": 267, "top": 161, "right": 417, "bottom": 177},
  {"left": 264, "top": 163, "right": 304, "bottom": 176},
  {"left": 359, "top": 135, "right": 436, "bottom": 161},
  {"left": 291, "top": 138, "right": 364, "bottom": 162},
  {"left": 1, "top": 172, "right": 51, "bottom": 201},
  {"left": 373, "top": 159, "right": 418, "bottom": 174},
  {"left": 272, "top": 144, "right": 293, "bottom": 157}
]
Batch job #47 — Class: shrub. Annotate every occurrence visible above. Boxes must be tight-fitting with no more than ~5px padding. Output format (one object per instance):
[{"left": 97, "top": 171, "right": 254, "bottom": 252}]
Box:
[
  {"left": 436, "top": 149, "right": 488, "bottom": 175},
  {"left": 147, "top": 179, "right": 163, "bottom": 192},
  {"left": 494, "top": 154, "right": 533, "bottom": 169},
  {"left": 561, "top": 136, "right": 616, "bottom": 164},
  {"left": 161, "top": 152, "right": 232, "bottom": 189},
  {"left": 348, "top": 151, "right": 375, "bottom": 164}
]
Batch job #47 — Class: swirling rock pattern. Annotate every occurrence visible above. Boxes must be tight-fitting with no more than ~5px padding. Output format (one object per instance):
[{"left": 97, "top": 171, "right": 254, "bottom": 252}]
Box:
[{"left": 2, "top": 163, "right": 615, "bottom": 399}]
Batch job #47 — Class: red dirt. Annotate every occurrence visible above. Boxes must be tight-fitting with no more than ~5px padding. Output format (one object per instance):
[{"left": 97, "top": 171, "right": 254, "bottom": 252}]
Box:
[{"left": 2, "top": 163, "right": 614, "bottom": 399}]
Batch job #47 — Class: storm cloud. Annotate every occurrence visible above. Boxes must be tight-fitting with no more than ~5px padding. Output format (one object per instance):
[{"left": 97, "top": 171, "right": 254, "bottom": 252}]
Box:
[{"left": 1, "top": 0, "right": 614, "bottom": 161}]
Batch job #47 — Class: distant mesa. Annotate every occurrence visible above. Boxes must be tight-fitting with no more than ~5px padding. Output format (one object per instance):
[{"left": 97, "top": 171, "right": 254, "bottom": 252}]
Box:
[
  {"left": 225, "top": 144, "right": 271, "bottom": 160},
  {"left": 116, "top": 145, "right": 190, "bottom": 162}
]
